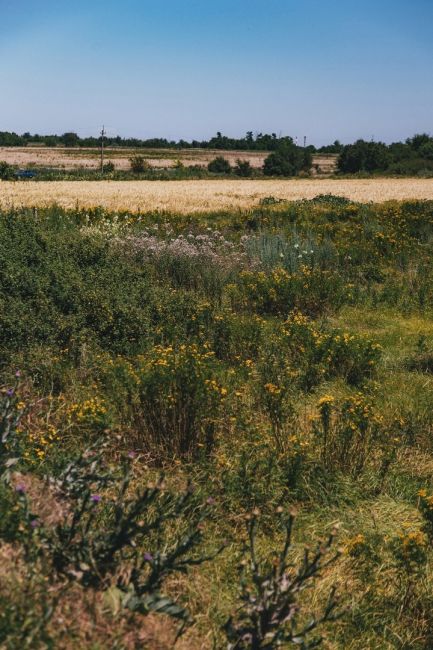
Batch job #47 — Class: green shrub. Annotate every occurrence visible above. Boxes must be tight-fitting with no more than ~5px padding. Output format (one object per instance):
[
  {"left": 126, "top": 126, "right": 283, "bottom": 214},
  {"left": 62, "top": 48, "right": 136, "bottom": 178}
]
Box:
[
  {"left": 263, "top": 143, "right": 311, "bottom": 177},
  {"left": 313, "top": 394, "right": 394, "bottom": 478},
  {"left": 102, "top": 160, "right": 115, "bottom": 173},
  {"left": 234, "top": 159, "right": 253, "bottom": 177},
  {"left": 108, "top": 344, "right": 227, "bottom": 457},
  {"left": 207, "top": 156, "right": 231, "bottom": 174},
  {"left": 129, "top": 155, "right": 150, "bottom": 173},
  {"left": 232, "top": 267, "right": 347, "bottom": 317},
  {"left": 0, "top": 161, "right": 15, "bottom": 180},
  {"left": 282, "top": 311, "right": 382, "bottom": 388}
]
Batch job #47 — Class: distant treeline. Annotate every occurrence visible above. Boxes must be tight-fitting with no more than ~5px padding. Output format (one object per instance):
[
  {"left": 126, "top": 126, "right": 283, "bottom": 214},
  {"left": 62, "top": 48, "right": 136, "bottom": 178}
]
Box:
[
  {"left": 1, "top": 130, "right": 432, "bottom": 176},
  {"left": 0, "top": 130, "right": 314, "bottom": 151}
]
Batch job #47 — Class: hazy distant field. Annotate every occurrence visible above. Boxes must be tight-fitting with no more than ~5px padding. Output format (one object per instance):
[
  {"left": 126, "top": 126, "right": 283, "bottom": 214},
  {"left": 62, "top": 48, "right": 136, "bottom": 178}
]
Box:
[
  {"left": 1, "top": 178, "right": 433, "bottom": 212},
  {"left": 0, "top": 146, "right": 269, "bottom": 169},
  {"left": 0, "top": 146, "right": 338, "bottom": 174}
]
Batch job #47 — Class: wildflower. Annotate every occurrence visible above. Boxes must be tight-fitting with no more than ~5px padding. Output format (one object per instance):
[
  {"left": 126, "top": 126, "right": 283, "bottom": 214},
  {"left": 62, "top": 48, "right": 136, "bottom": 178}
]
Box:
[
  {"left": 90, "top": 494, "right": 101, "bottom": 503},
  {"left": 30, "top": 519, "right": 39, "bottom": 529},
  {"left": 15, "top": 370, "right": 21, "bottom": 378},
  {"left": 6, "top": 388, "right": 14, "bottom": 397},
  {"left": 318, "top": 395, "right": 334, "bottom": 407},
  {"left": 15, "top": 484, "right": 26, "bottom": 493},
  {"left": 264, "top": 383, "right": 281, "bottom": 395},
  {"left": 143, "top": 552, "right": 153, "bottom": 562}
]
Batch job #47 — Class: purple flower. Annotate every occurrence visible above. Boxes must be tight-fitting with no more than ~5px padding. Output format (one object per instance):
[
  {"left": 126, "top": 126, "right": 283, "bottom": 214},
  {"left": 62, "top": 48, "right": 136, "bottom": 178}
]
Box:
[
  {"left": 143, "top": 552, "right": 153, "bottom": 562},
  {"left": 127, "top": 451, "right": 136, "bottom": 459},
  {"left": 30, "top": 519, "right": 39, "bottom": 528},
  {"left": 206, "top": 497, "right": 216, "bottom": 506},
  {"left": 15, "top": 484, "right": 26, "bottom": 494},
  {"left": 90, "top": 494, "right": 101, "bottom": 503},
  {"left": 15, "top": 370, "right": 21, "bottom": 378},
  {"left": 6, "top": 389, "right": 14, "bottom": 397}
]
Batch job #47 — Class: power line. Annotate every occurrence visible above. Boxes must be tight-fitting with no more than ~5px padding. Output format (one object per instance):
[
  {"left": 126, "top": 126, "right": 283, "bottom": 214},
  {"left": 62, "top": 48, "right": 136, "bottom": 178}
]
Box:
[{"left": 100, "top": 125, "right": 105, "bottom": 172}]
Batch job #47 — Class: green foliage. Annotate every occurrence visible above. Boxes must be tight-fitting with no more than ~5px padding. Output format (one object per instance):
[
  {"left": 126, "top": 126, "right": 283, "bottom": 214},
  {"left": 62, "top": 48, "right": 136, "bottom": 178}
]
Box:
[
  {"left": 0, "top": 388, "right": 224, "bottom": 641},
  {"left": 234, "top": 159, "right": 253, "bottom": 177},
  {"left": 102, "top": 160, "right": 115, "bottom": 173},
  {"left": 106, "top": 344, "right": 226, "bottom": 457},
  {"left": 129, "top": 155, "right": 150, "bottom": 173},
  {"left": 313, "top": 394, "right": 395, "bottom": 478},
  {"left": 338, "top": 140, "right": 391, "bottom": 173},
  {"left": 1, "top": 199, "right": 433, "bottom": 646},
  {"left": 263, "top": 142, "right": 312, "bottom": 177},
  {"left": 281, "top": 311, "right": 382, "bottom": 389},
  {"left": 207, "top": 156, "right": 232, "bottom": 174},
  {"left": 233, "top": 267, "right": 347, "bottom": 317},
  {"left": 0, "top": 161, "right": 15, "bottom": 180},
  {"left": 61, "top": 132, "right": 80, "bottom": 147}
]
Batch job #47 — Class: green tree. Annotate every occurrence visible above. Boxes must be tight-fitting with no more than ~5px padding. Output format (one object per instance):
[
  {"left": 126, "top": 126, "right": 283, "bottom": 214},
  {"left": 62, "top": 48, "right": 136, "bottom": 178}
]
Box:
[
  {"left": 61, "top": 132, "right": 80, "bottom": 147},
  {"left": 207, "top": 156, "right": 231, "bottom": 174},
  {"left": 263, "top": 141, "right": 311, "bottom": 177},
  {"left": 338, "top": 140, "right": 390, "bottom": 173}
]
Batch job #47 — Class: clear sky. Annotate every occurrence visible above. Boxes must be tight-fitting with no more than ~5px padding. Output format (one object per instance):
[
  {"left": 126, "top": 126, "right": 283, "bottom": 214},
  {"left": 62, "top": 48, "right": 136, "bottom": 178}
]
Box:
[{"left": 0, "top": 0, "right": 432, "bottom": 145}]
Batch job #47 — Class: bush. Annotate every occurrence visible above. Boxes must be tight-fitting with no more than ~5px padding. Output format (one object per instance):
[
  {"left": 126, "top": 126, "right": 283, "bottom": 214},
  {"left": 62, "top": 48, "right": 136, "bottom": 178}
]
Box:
[
  {"left": 234, "top": 159, "right": 253, "bottom": 177},
  {"left": 112, "top": 344, "right": 227, "bottom": 457},
  {"left": 313, "top": 394, "right": 394, "bottom": 478},
  {"left": 263, "top": 143, "right": 311, "bottom": 177},
  {"left": 207, "top": 156, "right": 231, "bottom": 174},
  {"left": 233, "top": 267, "right": 347, "bottom": 318},
  {"left": 102, "top": 161, "right": 115, "bottom": 173},
  {"left": 129, "top": 156, "right": 150, "bottom": 173},
  {"left": 0, "top": 161, "right": 15, "bottom": 180},
  {"left": 282, "top": 311, "right": 382, "bottom": 389}
]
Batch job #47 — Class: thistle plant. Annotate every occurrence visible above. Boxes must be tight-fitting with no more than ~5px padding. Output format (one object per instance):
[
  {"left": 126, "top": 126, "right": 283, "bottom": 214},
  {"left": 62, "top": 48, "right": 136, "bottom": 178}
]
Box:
[
  {"left": 0, "top": 382, "right": 225, "bottom": 629},
  {"left": 224, "top": 511, "right": 340, "bottom": 649},
  {"left": 0, "top": 372, "right": 23, "bottom": 483}
]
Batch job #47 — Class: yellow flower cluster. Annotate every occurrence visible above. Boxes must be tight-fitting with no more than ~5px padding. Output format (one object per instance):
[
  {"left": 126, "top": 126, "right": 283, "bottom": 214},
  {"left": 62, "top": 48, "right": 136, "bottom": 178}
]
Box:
[
  {"left": 67, "top": 396, "right": 107, "bottom": 422},
  {"left": 26, "top": 423, "right": 60, "bottom": 460},
  {"left": 204, "top": 379, "right": 227, "bottom": 397},
  {"left": 345, "top": 533, "right": 366, "bottom": 556},
  {"left": 318, "top": 395, "right": 334, "bottom": 407},
  {"left": 399, "top": 530, "right": 427, "bottom": 553},
  {"left": 418, "top": 489, "right": 433, "bottom": 509},
  {"left": 264, "top": 383, "right": 281, "bottom": 395}
]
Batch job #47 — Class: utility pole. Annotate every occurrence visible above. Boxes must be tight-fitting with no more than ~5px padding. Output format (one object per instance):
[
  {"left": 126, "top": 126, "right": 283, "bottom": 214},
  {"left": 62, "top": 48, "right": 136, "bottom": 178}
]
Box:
[
  {"left": 303, "top": 136, "right": 307, "bottom": 148},
  {"left": 100, "top": 125, "right": 105, "bottom": 172}
]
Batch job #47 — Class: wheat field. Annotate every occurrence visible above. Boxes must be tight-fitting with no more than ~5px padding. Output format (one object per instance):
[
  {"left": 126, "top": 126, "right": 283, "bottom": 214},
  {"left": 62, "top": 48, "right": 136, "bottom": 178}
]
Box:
[{"left": 1, "top": 178, "right": 433, "bottom": 213}]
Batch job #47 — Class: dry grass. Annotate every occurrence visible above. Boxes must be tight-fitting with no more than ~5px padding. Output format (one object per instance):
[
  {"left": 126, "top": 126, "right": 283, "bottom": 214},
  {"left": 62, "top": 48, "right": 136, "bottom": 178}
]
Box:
[
  {"left": 1, "top": 178, "right": 433, "bottom": 213},
  {"left": 0, "top": 147, "right": 337, "bottom": 171},
  {"left": 0, "top": 146, "right": 269, "bottom": 170}
]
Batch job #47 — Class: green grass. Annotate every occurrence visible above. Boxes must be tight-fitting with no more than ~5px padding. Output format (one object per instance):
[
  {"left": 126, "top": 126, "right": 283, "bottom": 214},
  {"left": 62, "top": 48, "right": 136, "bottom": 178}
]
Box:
[{"left": 1, "top": 198, "right": 433, "bottom": 648}]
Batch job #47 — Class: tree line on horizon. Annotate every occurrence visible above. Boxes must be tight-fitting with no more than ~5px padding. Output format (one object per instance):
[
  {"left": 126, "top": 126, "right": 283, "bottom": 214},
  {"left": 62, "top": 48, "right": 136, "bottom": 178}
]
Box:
[{"left": 0, "top": 130, "right": 432, "bottom": 176}]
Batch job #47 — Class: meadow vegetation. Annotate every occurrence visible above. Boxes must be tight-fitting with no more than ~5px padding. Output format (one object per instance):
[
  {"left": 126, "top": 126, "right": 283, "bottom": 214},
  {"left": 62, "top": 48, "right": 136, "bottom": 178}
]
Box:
[{"left": 1, "top": 197, "right": 433, "bottom": 647}]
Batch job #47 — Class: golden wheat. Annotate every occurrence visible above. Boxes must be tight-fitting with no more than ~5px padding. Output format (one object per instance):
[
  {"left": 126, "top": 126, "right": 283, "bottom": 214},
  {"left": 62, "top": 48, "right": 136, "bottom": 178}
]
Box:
[{"left": 1, "top": 179, "right": 433, "bottom": 213}]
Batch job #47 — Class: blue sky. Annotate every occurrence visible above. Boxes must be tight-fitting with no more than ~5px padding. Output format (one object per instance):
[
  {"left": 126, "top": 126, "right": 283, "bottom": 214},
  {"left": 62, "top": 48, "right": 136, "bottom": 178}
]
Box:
[{"left": 0, "top": 0, "right": 432, "bottom": 145}]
